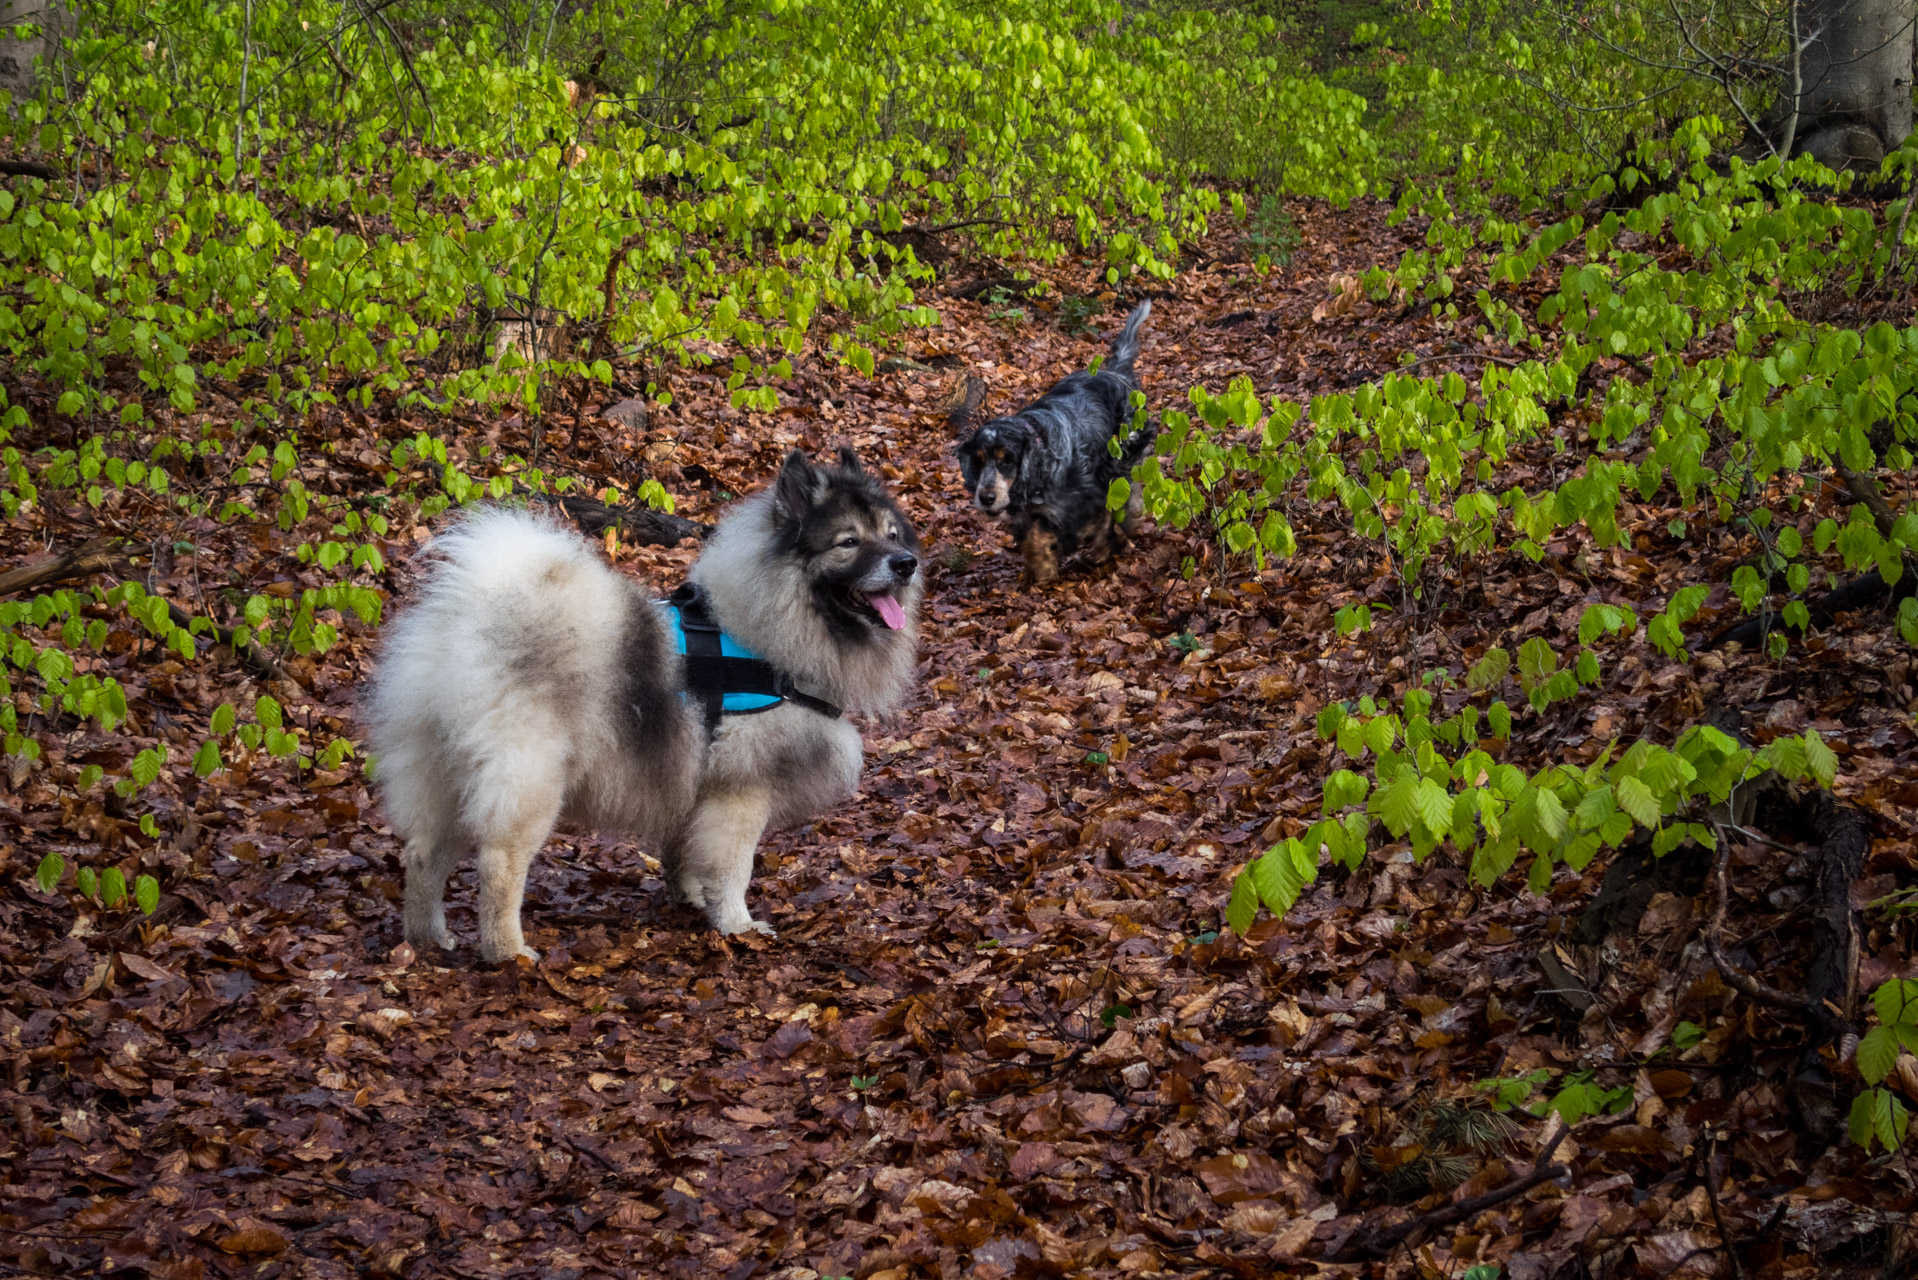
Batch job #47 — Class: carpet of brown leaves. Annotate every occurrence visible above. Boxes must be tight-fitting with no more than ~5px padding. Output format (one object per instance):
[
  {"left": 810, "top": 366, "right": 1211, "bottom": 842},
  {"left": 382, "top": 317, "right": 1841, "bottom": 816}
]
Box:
[{"left": 5, "top": 202, "right": 1918, "bottom": 1279}]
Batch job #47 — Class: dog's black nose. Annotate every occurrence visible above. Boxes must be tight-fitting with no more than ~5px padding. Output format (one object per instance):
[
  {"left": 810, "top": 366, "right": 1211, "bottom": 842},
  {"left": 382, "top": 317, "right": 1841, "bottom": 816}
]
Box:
[{"left": 889, "top": 553, "right": 919, "bottom": 579}]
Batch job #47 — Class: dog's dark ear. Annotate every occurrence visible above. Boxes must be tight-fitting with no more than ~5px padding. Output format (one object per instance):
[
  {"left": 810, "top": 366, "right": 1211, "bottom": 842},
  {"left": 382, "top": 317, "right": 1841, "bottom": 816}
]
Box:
[
  {"left": 835, "top": 445, "right": 863, "bottom": 472},
  {"left": 772, "top": 449, "right": 819, "bottom": 518}
]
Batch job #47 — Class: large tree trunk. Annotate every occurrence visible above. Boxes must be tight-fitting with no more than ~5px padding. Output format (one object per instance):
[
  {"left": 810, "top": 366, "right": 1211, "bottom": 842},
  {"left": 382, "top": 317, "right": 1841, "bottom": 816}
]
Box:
[
  {"left": 1787, "top": 0, "right": 1915, "bottom": 168},
  {"left": 0, "top": 0, "right": 63, "bottom": 108}
]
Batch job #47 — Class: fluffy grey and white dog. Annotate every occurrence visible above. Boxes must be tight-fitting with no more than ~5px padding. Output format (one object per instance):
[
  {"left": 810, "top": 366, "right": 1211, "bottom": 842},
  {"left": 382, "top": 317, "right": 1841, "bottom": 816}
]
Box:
[
  {"left": 955, "top": 299, "right": 1157, "bottom": 583},
  {"left": 363, "top": 448, "right": 922, "bottom": 961}
]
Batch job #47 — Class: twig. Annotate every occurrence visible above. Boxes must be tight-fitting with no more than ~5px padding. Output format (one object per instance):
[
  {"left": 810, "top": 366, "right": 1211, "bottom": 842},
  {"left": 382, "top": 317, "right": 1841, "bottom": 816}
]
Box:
[
  {"left": 1701, "top": 1132, "right": 1746, "bottom": 1280},
  {"left": 1332, "top": 1121, "right": 1574, "bottom": 1260},
  {"left": 1833, "top": 460, "right": 1901, "bottom": 541},
  {"left": 354, "top": 0, "right": 438, "bottom": 141},
  {"left": 235, "top": 0, "right": 255, "bottom": 174},
  {"left": 569, "top": 231, "right": 647, "bottom": 453},
  {"left": 907, "top": 217, "right": 1014, "bottom": 234},
  {"left": 164, "top": 602, "right": 296, "bottom": 685},
  {"left": 1387, "top": 351, "right": 1527, "bottom": 374},
  {"left": 1705, "top": 819, "right": 1810, "bottom": 1012},
  {"left": 1887, "top": 164, "right": 1918, "bottom": 282}
]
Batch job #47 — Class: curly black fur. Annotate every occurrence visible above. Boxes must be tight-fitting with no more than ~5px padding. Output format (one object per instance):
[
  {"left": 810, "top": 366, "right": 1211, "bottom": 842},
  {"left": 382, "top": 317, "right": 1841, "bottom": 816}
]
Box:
[{"left": 955, "top": 301, "right": 1157, "bottom": 582}]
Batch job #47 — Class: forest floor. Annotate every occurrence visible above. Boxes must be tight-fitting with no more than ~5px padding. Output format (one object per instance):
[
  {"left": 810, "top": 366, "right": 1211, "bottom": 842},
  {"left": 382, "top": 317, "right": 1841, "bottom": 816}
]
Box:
[{"left": 4, "top": 200, "right": 1918, "bottom": 1280}]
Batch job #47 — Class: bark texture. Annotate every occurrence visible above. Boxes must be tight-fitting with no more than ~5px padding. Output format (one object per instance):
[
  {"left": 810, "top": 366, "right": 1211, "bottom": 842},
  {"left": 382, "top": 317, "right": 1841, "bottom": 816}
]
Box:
[
  {"left": 0, "top": 0, "right": 63, "bottom": 107},
  {"left": 1791, "top": 0, "right": 1915, "bottom": 167}
]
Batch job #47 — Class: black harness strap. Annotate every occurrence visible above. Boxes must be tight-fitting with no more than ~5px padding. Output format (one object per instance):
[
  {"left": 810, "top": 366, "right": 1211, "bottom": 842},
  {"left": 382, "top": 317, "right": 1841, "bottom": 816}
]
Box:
[{"left": 667, "top": 584, "right": 843, "bottom": 733}]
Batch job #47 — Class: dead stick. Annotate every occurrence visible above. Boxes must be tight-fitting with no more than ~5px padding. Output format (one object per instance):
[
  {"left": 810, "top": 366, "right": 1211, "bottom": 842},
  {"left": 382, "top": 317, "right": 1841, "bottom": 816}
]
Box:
[
  {"left": 569, "top": 231, "right": 647, "bottom": 452},
  {"left": 1833, "top": 460, "right": 1901, "bottom": 540},
  {"left": 0, "top": 538, "right": 123, "bottom": 597},
  {"left": 1336, "top": 1122, "right": 1573, "bottom": 1260},
  {"left": 1705, "top": 820, "right": 1810, "bottom": 1012},
  {"left": 1701, "top": 1133, "right": 1746, "bottom": 1280},
  {"left": 163, "top": 602, "right": 296, "bottom": 685},
  {"left": 1886, "top": 167, "right": 1918, "bottom": 282},
  {"left": 0, "top": 158, "right": 58, "bottom": 180}
]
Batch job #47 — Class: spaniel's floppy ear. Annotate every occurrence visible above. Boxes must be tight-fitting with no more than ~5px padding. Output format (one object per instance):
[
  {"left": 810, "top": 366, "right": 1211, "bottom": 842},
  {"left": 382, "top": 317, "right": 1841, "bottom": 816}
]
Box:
[
  {"left": 835, "top": 445, "right": 863, "bottom": 472},
  {"left": 772, "top": 449, "right": 821, "bottom": 518}
]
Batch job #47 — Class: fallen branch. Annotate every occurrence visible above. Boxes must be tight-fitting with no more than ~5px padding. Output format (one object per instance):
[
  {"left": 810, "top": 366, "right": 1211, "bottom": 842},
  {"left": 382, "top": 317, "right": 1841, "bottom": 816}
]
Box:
[
  {"left": 904, "top": 217, "right": 1014, "bottom": 235},
  {"left": 1700, "top": 1134, "right": 1746, "bottom": 1280},
  {"left": 1833, "top": 459, "right": 1901, "bottom": 539},
  {"left": 1708, "top": 460, "right": 1914, "bottom": 650},
  {"left": 1704, "top": 819, "right": 1811, "bottom": 1013},
  {"left": 947, "top": 277, "right": 1039, "bottom": 302},
  {"left": 0, "top": 538, "right": 124, "bottom": 597},
  {"left": 946, "top": 374, "right": 987, "bottom": 435},
  {"left": 0, "top": 158, "right": 58, "bottom": 180},
  {"left": 415, "top": 457, "right": 708, "bottom": 546},
  {"left": 1708, "top": 566, "right": 1917, "bottom": 650},
  {"left": 1803, "top": 797, "right": 1871, "bottom": 1028},
  {"left": 1331, "top": 1121, "right": 1574, "bottom": 1260},
  {"left": 163, "top": 602, "right": 297, "bottom": 686},
  {"left": 0, "top": 538, "right": 295, "bottom": 683},
  {"left": 569, "top": 231, "right": 647, "bottom": 453},
  {"left": 539, "top": 491, "right": 709, "bottom": 547}
]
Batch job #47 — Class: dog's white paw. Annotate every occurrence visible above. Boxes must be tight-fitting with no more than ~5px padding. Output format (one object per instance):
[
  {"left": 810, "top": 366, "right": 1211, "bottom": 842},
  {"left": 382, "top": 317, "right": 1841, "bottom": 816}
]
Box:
[
  {"left": 406, "top": 922, "right": 459, "bottom": 952},
  {"left": 712, "top": 910, "right": 775, "bottom": 938},
  {"left": 478, "top": 939, "right": 540, "bottom": 965}
]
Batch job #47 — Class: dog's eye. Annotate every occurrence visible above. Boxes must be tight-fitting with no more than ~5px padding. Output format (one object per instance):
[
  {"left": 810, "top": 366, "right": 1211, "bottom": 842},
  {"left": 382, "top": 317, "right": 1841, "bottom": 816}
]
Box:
[{"left": 836, "top": 534, "right": 859, "bottom": 549}]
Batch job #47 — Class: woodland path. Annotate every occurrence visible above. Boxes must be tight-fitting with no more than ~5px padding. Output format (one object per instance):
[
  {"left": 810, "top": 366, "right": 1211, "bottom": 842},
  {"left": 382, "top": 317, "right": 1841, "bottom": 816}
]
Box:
[{"left": 3, "top": 201, "right": 1913, "bottom": 1279}]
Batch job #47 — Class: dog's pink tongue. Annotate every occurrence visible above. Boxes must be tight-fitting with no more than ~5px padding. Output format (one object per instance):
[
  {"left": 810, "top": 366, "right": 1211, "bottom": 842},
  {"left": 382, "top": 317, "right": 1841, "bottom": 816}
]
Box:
[{"left": 868, "top": 593, "right": 906, "bottom": 630}]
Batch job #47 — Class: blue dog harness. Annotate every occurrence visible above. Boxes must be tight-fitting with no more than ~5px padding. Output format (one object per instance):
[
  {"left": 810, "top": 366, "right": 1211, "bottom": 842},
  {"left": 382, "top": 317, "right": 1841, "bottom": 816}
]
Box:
[{"left": 663, "top": 583, "right": 843, "bottom": 731}]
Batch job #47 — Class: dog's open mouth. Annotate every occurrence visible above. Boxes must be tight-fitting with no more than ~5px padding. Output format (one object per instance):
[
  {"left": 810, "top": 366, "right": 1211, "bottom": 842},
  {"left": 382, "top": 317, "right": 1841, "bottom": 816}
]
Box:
[{"left": 837, "top": 587, "right": 906, "bottom": 630}]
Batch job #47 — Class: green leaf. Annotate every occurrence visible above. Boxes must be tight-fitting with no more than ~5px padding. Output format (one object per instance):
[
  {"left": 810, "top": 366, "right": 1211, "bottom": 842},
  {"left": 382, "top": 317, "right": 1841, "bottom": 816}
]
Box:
[
  {"left": 101, "top": 867, "right": 127, "bottom": 908},
  {"left": 135, "top": 874, "right": 160, "bottom": 916},
  {"left": 1225, "top": 869, "right": 1258, "bottom": 935},
  {"left": 1850, "top": 1086, "right": 1910, "bottom": 1152},
  {"left": 1467, "top": 647, "right": 1510, "bottom": 691},
  {"left": 192, "top": 740, "right": 222, "bottom": 777},
  {"left": 1874, "top": 980, "right": 1918, "bottom": 1027},
  {"left": 1615, "top": 775, "right": 1661, "bottom": 827},
  {"left": 1516, "top": 637, "right": 1558, "bottom": 689},
  {"left": 1671, "top": 1020, "right": 1705, "bottom": 1049},
  {"left": 1859, "top": 1025, "right": 1902, "bottom": 1085},
  {"left": 1803, "top": 730, "right": 1838, "bottom": 789},
  {"left": 1414, "top": 777, "right": 1454, "bottom": 834},
  {"left": 34, "top": 851, "right": 64, "bottom": 893},
  {"left": 129, "top": 747, "right": 164, "bottom": 788},
  {"left": 1374, "top": 772, "right": 1420, "bottom": 838},
  {"left": 1532, "top": 787, "right": 1568, "bottom": 842}
]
